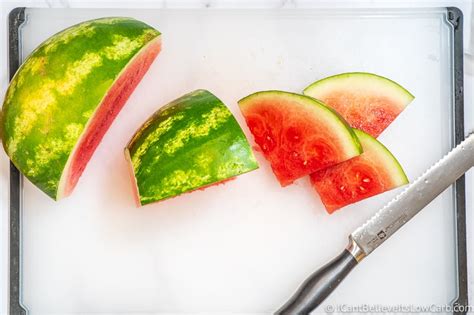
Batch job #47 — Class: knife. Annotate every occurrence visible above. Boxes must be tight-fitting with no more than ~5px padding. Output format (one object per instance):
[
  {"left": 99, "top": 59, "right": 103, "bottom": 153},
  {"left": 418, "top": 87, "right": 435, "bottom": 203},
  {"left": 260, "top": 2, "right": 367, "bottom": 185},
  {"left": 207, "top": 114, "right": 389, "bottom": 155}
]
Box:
[{"left": 276, "top": 132, "right": 474, "bottom": 315}]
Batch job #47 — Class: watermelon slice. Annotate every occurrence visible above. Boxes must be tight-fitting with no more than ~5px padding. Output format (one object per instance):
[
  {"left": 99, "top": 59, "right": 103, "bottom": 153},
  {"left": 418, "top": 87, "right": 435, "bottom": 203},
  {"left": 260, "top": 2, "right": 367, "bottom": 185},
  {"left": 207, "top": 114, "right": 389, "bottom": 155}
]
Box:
[
  {"left": 310, "top": 129, "right": 408, "bottom": 213},
  {"left": 126, "top": 90, "right": 259, "bottom": 206},
  {"left": 1, "top": 17, "right": 161, "bottom": 200},
  {"left": 303, "top": 72, "right": 414, "bottom": 137},
  {"left": 238, "top": 91, "right": 362, "bottom": 186}
]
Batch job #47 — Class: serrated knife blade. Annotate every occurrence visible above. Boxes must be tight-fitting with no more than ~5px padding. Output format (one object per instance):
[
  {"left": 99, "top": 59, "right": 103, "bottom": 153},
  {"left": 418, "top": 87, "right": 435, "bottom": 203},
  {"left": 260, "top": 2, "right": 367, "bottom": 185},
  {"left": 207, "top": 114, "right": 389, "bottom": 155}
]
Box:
[
  {"left": 276, "top": 132, "right": 474, "bottom": 315},
  {"left": 352, "top": 132, "right": 474, "bottom": 256}
]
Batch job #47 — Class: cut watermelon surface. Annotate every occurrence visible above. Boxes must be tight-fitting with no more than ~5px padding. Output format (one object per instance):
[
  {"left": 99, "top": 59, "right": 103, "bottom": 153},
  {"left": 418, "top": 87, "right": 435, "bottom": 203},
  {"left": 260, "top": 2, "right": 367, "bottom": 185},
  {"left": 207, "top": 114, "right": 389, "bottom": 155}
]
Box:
[
  {"left": 238, "top": 91, "right": 362, "bottom": 186},
  {"left": 62, "top": 36, "right": 161, "bottom": 198},
  {"left": 303, "top": 72, "right": 414, "bottom": 137},
  {"left": 310, "top": 129, "right": 408, "bottom": 213}
]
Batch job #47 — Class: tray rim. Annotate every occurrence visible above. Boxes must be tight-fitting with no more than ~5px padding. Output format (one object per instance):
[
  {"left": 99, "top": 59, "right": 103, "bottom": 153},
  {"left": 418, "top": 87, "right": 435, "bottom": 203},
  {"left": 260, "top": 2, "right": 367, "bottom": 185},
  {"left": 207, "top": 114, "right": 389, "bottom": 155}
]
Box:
[{"left": 6, "top": 6, "right": 468, "bottom": 315}]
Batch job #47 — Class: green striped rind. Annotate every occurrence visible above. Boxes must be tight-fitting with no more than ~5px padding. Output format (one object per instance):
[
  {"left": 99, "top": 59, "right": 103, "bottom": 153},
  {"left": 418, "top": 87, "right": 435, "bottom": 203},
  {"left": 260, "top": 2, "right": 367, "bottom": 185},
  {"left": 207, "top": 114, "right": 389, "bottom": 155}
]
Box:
[
  {"left": 1, "top": 17, "right": 161, "bottom": 199},
  {"left": 353, "top": 129, "right": 408, "bottom": 186},
  {"left": 126, "top": 90, "right": 259, "bottom": 205},
  {"left": 303, "top": 72, "right": 414, "bottom": 105},
  {"left": 238, "top": 91, "right": 363, "bottom": 156}
]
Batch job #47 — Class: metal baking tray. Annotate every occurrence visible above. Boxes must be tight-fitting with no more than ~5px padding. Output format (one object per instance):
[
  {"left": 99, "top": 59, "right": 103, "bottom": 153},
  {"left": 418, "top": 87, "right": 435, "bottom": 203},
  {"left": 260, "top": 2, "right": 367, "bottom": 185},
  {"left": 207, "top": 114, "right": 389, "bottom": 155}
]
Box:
[{"left": 7, "top": 6, "right": 467, "bottom": 314}]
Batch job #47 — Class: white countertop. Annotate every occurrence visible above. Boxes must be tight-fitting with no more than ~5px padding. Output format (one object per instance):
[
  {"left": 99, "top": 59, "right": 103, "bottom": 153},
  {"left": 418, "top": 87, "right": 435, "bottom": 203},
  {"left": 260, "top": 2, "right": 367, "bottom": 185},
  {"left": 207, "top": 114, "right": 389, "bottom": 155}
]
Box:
[{"left": 0, "top": 0, "right": 473, "bottom": 314}]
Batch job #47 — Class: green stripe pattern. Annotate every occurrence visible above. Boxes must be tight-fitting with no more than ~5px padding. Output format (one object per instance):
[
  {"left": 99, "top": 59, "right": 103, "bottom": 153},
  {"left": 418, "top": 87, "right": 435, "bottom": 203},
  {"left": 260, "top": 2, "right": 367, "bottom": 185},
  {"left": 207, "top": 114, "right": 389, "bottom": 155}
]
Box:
[
  {"left": 127, "top": 90, "right": 259, "bottom": 205},
  {"left": 1, "top": 17, "right": 161, "bottom": 199}
]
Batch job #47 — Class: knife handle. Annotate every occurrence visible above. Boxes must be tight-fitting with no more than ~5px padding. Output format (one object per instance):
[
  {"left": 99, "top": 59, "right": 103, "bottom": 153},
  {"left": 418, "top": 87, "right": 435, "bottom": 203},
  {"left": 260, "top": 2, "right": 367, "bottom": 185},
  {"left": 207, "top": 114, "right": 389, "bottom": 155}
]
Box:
[{"left": 276, "top": 239, "right": 364, "bottom": 315}]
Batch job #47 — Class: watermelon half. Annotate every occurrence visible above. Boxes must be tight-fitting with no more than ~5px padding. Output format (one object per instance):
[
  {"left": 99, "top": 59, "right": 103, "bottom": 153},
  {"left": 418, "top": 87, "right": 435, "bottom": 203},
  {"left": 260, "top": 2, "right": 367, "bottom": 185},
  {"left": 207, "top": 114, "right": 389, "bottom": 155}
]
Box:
[
  {"left": 310, "top": 129, "right": 408, "bottom": 213},
  {"left": 238, "top": 91, "right": 362, "bottom": 186},
  {"left": 126, "top": 89, "right": 259, "bottom": 206},
  {"left": 1, "top": 17, "right": 161, "bottom": 200},
  {"left": 303, "top": 72, "right": 414, "bottom": 137}
]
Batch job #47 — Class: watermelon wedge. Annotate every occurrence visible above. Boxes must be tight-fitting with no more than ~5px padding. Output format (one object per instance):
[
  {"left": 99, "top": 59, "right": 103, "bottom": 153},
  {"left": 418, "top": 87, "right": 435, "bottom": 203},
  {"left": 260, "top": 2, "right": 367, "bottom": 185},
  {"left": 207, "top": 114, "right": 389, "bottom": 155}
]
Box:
[
  {"left": 310, "top": 129, "right": 408, "bottom": 213},
  {"left": 303, "top": 72, "right": 414, "bottom": 137},
  {"left": 126, "top": 90, "right": 259, "bottom": 206},
  {"left": 1, "top": 17, "right": 161, "bottom": 200},
  {"left": 238, "top": 91, "right": 362, "bottom": 186}
]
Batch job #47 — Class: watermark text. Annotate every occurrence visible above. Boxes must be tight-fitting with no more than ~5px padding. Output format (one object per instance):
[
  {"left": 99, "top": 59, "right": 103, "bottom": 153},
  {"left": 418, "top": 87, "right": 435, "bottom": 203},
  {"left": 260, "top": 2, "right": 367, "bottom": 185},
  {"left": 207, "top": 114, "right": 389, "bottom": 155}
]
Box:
[{"left": 324, "top": 303, "right": 473, "bottom": 313}]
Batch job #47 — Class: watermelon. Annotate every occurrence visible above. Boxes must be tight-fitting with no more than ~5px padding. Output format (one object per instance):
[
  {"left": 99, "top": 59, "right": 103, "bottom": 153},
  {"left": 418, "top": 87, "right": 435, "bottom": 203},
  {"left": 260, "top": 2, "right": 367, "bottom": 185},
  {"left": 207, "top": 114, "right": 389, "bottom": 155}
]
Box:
[
  {"left": 310, "top": 129, "right": 408, "bottom": 213},
  {"left": 238, "top": 91, "right": 362, "bottom": 186},
  {"left": 1, "top": 17, "right": 161, "bottom": 200},
  {"left": 303, "top": 72, "right": 414, "bottom": 137},
  {"left": 126, "top": 89, "right": 259, "bottom": 206}
]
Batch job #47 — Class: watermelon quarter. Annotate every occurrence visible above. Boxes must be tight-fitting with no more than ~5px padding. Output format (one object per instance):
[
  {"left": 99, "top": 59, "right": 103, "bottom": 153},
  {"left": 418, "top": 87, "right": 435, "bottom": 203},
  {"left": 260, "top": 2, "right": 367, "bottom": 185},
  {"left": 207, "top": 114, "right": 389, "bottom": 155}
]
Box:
[
  {"left": 1, "top": 17, "right": 162, "bottom": 200},
  {"left": 126, "top": 90, "right": 259, "bottom": 206},
  {"left": 303, "top": 72, "right": 414, "bottom": 137},
  {"left": 238, "top": 91, "right": 362, "bottom": 186},
  {"left": 310, "top": 129, "right": 408, "bottom": 213}
]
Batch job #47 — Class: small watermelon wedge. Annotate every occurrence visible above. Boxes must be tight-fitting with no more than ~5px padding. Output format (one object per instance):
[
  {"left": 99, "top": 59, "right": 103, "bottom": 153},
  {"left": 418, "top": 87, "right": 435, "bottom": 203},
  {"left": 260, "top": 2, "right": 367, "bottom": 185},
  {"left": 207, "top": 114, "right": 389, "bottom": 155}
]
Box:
[
  {"left": 303, "top": 72, "right": 414, "bottom": 137},
  {"left": 310, "top": 129, "right": 408, "bottom": 213},
  {"left": 1, "top": 17, "right": 162, "bottom": 200},
  {"left": 126, "top": 90, "right": 259, "bottom": 206},
  {"left": 238, "top": 91, "right": 362, "bottom": 186}
]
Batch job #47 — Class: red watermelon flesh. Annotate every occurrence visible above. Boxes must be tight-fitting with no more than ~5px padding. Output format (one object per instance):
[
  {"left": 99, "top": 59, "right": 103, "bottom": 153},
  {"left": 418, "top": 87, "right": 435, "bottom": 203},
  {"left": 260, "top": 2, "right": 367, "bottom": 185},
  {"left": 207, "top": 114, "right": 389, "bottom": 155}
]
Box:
[
  {"left": 303, "top": 72, "right": 414, "bottom": 138},
  {"left": 239, "top": 91, "right": 362, "bottom": 186},
  {"left": 61, "top": 38, "right": 161, "bottom": 197},
  {"left": 318, "top": 93, "right": 399, "bottom": 137},
  {"left": 310, "top": 129, "right": 408, "bottom": 213}
]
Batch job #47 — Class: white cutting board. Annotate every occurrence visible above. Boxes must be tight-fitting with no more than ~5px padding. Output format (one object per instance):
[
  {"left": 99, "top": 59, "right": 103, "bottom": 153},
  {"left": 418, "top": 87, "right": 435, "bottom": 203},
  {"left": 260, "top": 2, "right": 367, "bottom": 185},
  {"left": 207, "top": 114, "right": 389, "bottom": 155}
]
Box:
[{"left": 16, "top": 8, "right": 459, "bottom": 314}]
